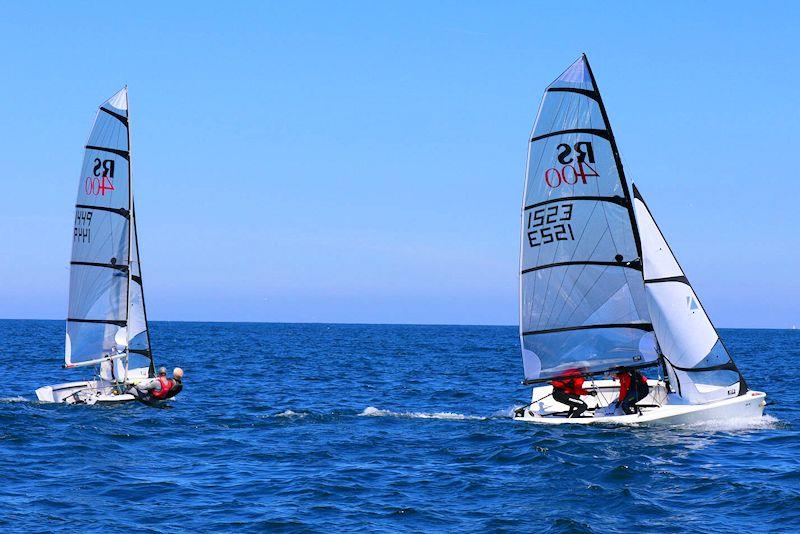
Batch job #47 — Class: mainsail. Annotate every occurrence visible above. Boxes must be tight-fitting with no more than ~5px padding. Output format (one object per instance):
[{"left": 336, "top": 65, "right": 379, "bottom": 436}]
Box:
[
  {"left": 519, "top": 55, "right": 656, "bottom": 383},
  {"left": 632, "top": 185, "right": 746, "bottom": 402},
  {"left": 65, "top": 87, "right": 153, "bottom": 378}
]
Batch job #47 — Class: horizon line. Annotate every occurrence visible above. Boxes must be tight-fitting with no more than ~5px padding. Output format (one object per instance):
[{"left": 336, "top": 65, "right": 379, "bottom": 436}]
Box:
[{"left": 0, "top": 317, "right": 796, "bottom": 331}]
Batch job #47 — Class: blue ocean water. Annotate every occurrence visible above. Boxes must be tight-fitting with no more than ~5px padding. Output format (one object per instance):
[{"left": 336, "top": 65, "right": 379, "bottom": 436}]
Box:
[{"left": 0, "top": 320, "right": 797, "bottom": 532}]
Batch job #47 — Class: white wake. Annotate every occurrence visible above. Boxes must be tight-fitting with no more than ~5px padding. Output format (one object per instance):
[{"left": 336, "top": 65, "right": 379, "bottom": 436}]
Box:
[{"left": 359, "top": 406, "right": 485, "bottom": 420}]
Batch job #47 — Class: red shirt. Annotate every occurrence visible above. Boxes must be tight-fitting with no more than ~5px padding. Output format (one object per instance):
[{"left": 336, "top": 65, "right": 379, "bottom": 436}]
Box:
[
  {"left": 551, "top": 369, "right": 589, "bottom": 396},
  {"left": 616, "top": 371, "right": 647, "bottom": 401}
]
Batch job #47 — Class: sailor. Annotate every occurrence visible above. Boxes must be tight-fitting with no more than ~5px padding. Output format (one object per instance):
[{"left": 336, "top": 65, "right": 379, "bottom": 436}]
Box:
[
  {"left": 550, "top": 368, "right": 597, "bottom": 418},
  {"left": 129, "top": 367, "right": 183, "bottom": 403},
  {"left": 614, "top": 368, "right": 650, "bottom": 415}
]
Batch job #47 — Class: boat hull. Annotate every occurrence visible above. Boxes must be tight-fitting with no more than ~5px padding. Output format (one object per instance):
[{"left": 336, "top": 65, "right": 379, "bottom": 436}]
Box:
[
  {"left": 514, "top": 379, "right": 767, "bottom": 425},
  {"left": 35, "top": 380, "right": 135, "bottom": 405}
]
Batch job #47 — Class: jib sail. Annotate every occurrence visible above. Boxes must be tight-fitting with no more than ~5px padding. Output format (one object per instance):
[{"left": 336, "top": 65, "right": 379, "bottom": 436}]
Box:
[
  {"left": 632, "top": 184, "right": 746, "bottom": 402},
  {"left": 519, "top": 55, "right": 656, "bottom": 383}
]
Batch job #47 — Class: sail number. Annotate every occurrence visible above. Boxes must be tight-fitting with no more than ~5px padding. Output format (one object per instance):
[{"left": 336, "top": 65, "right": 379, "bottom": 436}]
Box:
[
  {"left": 544, "top": 161, "right": 599, "bottom": 188},
  {"left": 84, "top": 175, "right": 115, "bottom": 196},
  {"left": 527, "top": 203, "right": 574, "bottom": 247},
  {"left": 74, "top": 209, "right": 92, "bottom": 243},
  {"left": 84, "top": 158, "right": 116, "bottom": 196}
]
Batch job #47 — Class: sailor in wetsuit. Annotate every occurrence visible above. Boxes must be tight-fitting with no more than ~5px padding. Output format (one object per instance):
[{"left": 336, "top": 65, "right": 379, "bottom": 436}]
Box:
[
  {"left": 550, "top": 369, "right": 597, "bottom": 418},
  {"left": 129, "top": 367, "right": 183, "bottom": 403},
  {"left": 613, "top": 368, "right": 650, "bottom": 415}
]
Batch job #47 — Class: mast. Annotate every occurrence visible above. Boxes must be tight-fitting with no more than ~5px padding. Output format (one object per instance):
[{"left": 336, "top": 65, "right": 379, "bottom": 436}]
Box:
[
  {"left": 581, "top": 54, "right": 643, "bottom": 259},
  {"left": 124, "top": 86, "right": 133, "bottom": 383}
]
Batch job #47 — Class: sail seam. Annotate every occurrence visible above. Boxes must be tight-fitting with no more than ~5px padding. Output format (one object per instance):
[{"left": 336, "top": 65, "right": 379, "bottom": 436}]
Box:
[
  {"left": 644, "top": 275, "right": 690, "bottom": 285},
  {"left": 67, "top": 318, "right": 127, "bottom": 326},
  {"left": 531, "top": 128, "right": 609, "bottom": 143},
  {"left": 524, "top": 195, "right": 626, "bottom": 211},
  {"left": 75, "top": 204, "right": 129, "bottom": 218},
  {"left": 70, "top": 261, "right": 128, "bottom": 272},
  {"left": 85, "top": 145, "right": 130, "bottom": 160},
  {"left": 522, "top": 322, "right": 653, "bottom": 336},
  {"left": 99, "top": 106, "right": 128, "bottom": 126},
  {"left": 521, "top": 260, "right": 642, "bottom": 275},
  {"left": 546, "top": 87, "right": 600, "bottom": 101}
]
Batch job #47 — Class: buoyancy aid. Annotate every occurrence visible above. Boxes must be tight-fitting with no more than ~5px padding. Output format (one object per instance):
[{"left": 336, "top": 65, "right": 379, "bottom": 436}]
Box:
[
  {"left": 551, "top": 369, "right": 589, "bottom": 396},
  {"left": 151, "top": 376, "right": 175, "bottom": 400},
  {"left": 617, "top": 370, "right": 648, "bottom": 401}
]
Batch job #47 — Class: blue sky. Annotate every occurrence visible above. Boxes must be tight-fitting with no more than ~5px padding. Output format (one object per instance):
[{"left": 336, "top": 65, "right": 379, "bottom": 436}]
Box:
[{"left": 0, "top": 1, "right": 797, "bottom": 327}]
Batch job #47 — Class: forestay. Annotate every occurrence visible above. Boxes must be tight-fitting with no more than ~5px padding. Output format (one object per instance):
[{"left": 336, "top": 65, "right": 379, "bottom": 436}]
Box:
[
  {"left": 632, "top": 185, "right": 746, "bottom": 403},
  {"left": 519, "top": 55, "right": 656, "bottom": 383},
  {"left": 65, "top": 88, "right": 153, "bottom": 377}
]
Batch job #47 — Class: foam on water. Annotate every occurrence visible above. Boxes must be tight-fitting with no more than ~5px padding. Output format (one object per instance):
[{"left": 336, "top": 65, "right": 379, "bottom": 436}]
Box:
[
  {"left": 275, "top": 409, "right": 308, "bottom": 418},
  {"left": 359, "top": 406, "right": 485, "bottom": 420}
]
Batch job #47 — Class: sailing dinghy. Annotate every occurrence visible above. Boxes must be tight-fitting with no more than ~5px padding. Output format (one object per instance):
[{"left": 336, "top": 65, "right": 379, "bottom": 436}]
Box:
[
  {"left": 513, "top": 55, "right": 766, "bottom": 424},
  {"left": 36, "top": 88, "right": 156, "bottom": 405}
]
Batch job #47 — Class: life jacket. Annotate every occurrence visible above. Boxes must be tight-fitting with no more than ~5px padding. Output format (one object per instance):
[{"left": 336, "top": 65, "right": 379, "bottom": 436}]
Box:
[
  {"left": 617, "top": 370, "right": 648, "bottom": 401},
  {"left": 551, "top": 369, "right": 586, "bottom": 396},
  {"left": 151, "top": 376, "right": 175, "bottom": 400}
]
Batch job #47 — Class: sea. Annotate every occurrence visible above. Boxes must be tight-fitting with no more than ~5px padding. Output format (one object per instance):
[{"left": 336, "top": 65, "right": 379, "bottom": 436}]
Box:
[{"left": 0, "top": 320, "right": 797, "bottom": 532}]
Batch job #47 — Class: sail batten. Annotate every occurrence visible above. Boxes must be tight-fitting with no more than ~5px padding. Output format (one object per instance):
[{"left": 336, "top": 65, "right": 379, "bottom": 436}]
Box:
[{"left": 519, "top": 55, "right": 656, "bottom": 382}]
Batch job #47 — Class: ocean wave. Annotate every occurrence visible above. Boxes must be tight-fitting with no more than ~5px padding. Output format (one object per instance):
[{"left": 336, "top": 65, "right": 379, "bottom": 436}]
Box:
[
  {"left": 0, "top": 396, "right": 29, "bottom": 403},
  {"left": 678, "top": 414, "right": 783, "bottom": 432},
  {"left": 275, "top": 410, "right": 308, "bottom": 418},
  {"left": 359, "top": 406, "right": 485, "bottom": 420}
]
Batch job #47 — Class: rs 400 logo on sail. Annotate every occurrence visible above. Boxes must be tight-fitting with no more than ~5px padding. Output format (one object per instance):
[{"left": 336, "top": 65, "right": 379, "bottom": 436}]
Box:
[
  {"left": 544, "top": 141, "right": 599, "bottom": 188},
  {"left": 84, "top": 158, "right": 116, "bottom": 196}
]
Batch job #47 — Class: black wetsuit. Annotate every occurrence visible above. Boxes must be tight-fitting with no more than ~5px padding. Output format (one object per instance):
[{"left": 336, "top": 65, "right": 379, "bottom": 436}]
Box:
[
  {"left": 620, "top": 370, "right": 650, "bottom": 415},
  {"left": 552, "top": 388, "right": 588, "bottom": 418}
]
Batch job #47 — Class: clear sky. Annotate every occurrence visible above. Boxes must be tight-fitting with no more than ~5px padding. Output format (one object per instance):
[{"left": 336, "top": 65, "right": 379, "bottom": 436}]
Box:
[{"left": 0, "top": 1, "right": 797, "bottom": 327}]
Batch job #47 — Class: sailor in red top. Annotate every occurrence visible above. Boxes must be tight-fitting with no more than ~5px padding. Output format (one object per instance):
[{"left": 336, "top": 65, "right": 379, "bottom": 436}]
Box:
[
  {"left": 614, "top": 368, "right": 650, "bottom": 415},
  {"left": 129, "top": 367, "right": 183, "bottom": 404},
  {"left": 550, "top": 368, "right": 597, "bottom": 418}
]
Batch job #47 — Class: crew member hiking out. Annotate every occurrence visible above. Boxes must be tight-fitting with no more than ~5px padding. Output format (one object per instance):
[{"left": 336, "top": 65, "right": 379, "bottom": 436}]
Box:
[
  {"left": 128, "top": 367, "right": 183, "bottom": 404},
  {"left": 550, "top": 368, "right": 597, "bottom": 418},
  {"left": 614, "top": 368, "right": 650, "bottom": 415}
]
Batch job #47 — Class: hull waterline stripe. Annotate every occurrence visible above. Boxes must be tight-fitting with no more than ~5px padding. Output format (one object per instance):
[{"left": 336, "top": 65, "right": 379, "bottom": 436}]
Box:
[
  {"left": 521, "top": 259, "right": 642, "bottom": 275},
  {"left": 522, "top": 322, "right": 654, "bottom": 337},
  {"left": 524, "top": 195, "right": 626, "bottom": 211},
  {"left": 75, "top": 204, "right": 129, "bottom": 218},
  {"left": 85, "top": 145, "right": 129, "bottom": 160},
  {"left": 99, "top": 106, "right": 128, "bottom": 126},
  {"left": 67, "top": 318, "right": 127, "bottom": 327},
  {"left": 71, "top": 261, "right": 128, "bottom": 272},
  {"left": 531, "top": 128, "right": 609, "bottom": 143}
]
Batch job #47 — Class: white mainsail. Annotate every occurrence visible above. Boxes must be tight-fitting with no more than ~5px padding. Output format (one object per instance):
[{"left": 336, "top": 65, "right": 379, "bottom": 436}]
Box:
[
  {"left": 632, "top": 184, "right": 745, "bottom": 403},
  {"left": 519, "top": 55, "right": 656, "bottom": 383},
  {"left": 65, "top": 88, "right": 153, "bottom": 379}
]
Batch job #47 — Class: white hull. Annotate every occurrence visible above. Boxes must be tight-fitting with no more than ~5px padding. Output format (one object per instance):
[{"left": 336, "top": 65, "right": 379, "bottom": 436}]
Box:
[
  {"left": 514, "top": 379, "right": 767, "bottom": 425},
  {"left": 35, "top": 380, "right": 135, "bottom": 405}
]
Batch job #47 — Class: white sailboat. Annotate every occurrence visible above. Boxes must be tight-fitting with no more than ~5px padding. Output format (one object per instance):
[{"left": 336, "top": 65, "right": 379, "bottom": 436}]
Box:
[
  {"left": 513, "top": 55, "right": 766, "bottom": 424},
  {"left": 36, "top": 88, "right": 156, "bottom": 405}
]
